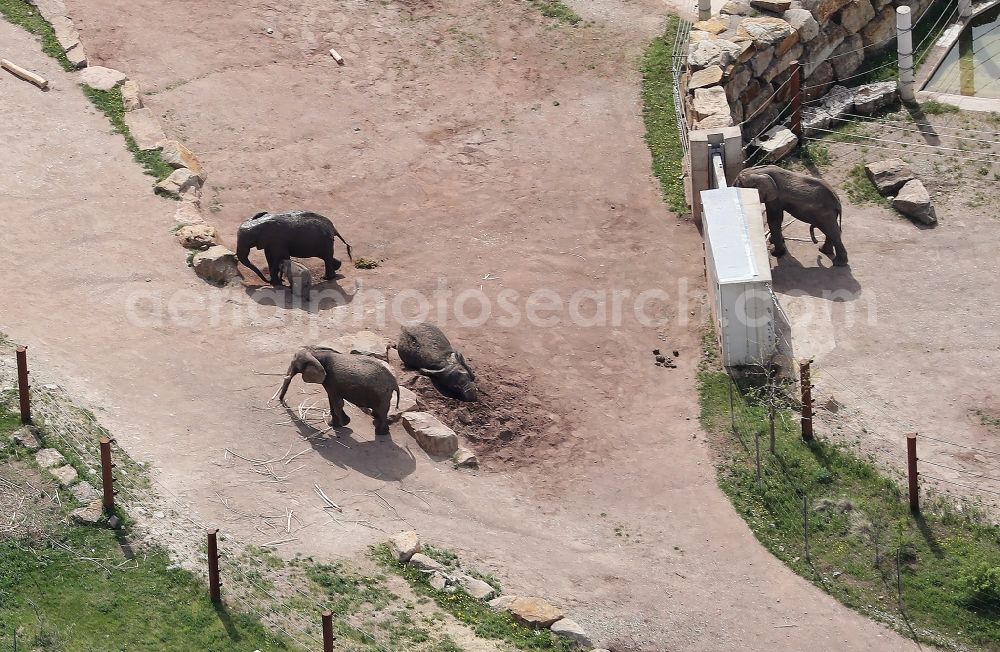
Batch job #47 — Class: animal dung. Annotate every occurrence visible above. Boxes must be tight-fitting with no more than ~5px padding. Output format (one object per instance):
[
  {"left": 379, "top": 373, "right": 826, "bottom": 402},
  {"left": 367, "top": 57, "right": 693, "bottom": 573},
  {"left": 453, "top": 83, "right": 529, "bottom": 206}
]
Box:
[{"left": 329, "top": 48, "right": 344, "bottom": 65}]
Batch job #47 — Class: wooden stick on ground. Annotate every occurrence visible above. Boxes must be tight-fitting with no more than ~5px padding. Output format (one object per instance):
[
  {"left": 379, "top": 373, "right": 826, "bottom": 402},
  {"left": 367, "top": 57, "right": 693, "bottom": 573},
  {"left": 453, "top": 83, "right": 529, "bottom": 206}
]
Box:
[
  {"left": 329, "top": 49, "right": 344, "bottom": 65},
  {"left": 1, "top": 59, "right": 48, "bottom": 89}
]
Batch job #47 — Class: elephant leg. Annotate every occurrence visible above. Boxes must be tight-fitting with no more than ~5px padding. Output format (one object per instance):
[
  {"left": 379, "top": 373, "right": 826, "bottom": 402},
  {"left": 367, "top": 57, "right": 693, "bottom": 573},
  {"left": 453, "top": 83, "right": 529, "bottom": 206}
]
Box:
[
  {"left": 373, "top": 411, "right": 390, "bottom": 438},
  {"left": 264, "top": 249, "right": 286, "bottom": 286},
  {"left": 766, "top": 206, "right": 788, "bottom": 257},
  {"left": 819, "top": 236, "right": 835, "bottom": 256},
  {"left": 326, "top": 392, "right": 351, "bottom": 427},
  {"left": 824, "top": 226, "right": 848, "bottom": 266}
]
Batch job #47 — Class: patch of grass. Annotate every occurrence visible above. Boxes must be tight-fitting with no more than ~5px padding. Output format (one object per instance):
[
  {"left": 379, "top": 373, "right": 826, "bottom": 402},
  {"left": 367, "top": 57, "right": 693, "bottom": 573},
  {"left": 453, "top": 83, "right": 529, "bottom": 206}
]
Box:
[
  {"left": 800, "top": 141, "right": 832, "bottom": 167},
  {"left": 641, "top": 16, "right": 687, "bottom": 214},
  {"left": 80, "top": 85, "right": 175, "bottom": 184},
  {"left": 700, "top": 360, "right": 1000, "bottom": 649},
  {"left": 920, "top": 99, "right": 960, "bottom": 115},
  {"left": 354, "top": 257, "right": 381, "bottom": 269},
  {"left": 304, "top": 562, "right": 395, "bottom": 616},
  {"left": 525, "top": 0, "right": 581, "bottom": 25},
  {"left": 843, "top": 163, "right": 891, "bottom": 207},
  {"left": 374, "top": 545, "right": 574, "bottom": 651},
  {"left": 0, "top": 0, "right": 73, "bottom": 70}
]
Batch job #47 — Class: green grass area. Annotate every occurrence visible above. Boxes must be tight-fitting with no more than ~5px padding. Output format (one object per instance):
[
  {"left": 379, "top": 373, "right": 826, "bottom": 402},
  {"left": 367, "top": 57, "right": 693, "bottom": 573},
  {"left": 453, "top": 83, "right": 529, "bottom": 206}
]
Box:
[
  {"left": 373, "top": 545, "right": 575, "bottom": 651},
  {"left": 641, "top": 16, "right": 687, "bottom": 214},
  {"left": 843, "top": 163, "right": 891, "bottom": 207},
  {"left": 0, "top": 0, "right": 73, "bottom": 70},
  {"left": 700, "top": 363, "right": 1000, "bottom": 649},
  {"left": 81, "top": 86, "right": 175, "bottom": 185},
  {"left": 919, "top": 99, "right": 960, "bottom": 115},
  {"left": 526, "top": 0, "right": 581, "bottom": 25}
]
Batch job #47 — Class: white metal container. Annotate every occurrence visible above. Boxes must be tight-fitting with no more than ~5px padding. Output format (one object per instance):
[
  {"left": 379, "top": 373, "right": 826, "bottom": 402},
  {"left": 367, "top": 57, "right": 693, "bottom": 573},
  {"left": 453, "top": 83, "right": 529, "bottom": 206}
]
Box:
[{"left": 701, "top": 187, "right": 777, "bottom": 368}]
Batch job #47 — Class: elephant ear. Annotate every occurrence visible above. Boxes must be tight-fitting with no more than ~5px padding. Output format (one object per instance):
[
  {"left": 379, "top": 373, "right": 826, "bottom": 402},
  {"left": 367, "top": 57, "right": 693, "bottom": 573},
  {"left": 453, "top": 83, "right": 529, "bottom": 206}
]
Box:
[
  {"left": 455, "top": 351, "right": 475, "bottom": 381},
  {"left": 743, "top": 172, "right": 779, "bottom": 203},
  {"left": 300, "top": 349, "right": 327, "bottom": 384}
]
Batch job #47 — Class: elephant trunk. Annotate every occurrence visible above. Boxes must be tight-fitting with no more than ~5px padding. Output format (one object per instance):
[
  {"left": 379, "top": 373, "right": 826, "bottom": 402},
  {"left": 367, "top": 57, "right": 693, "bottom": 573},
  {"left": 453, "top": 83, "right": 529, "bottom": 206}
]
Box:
[
  {"left": 236, "top": 232, "right": 270, "bottom": 284},
  {"left": 277, "top": 372, "right": 296, "bottom": 404}
]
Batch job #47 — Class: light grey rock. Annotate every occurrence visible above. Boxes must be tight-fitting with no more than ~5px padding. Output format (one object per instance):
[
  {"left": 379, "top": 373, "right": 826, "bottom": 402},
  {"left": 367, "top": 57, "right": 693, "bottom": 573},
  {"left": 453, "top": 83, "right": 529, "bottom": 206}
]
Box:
[
  {"left": 489, "top": 595, "right": 518, "bottom": 611},
  {"left": 853, "top": 81, "right": 897, "bottom": 114},
  {"left": 123, "top": 108, "right": 166, "bottom": 151},
  {"left": 70, "top": 500, "right": 103, "bottom": 525},
  {"left": 803, "top": 23, "right": 847, "bottom": 77},
  {"left": 550, "top": 618, "right": 593, "bottom": 647},
  {"left": 50, "top": 464, "right": 78, "bottom": 486},
  {"left": 750, "top": 45, "right": 774, "bottom": 76},
  {"left": 865, "top": 158, "right": 914, "bottom": 194},
  {"left": 65, "top": 44, "right": 87, "bottom": 70},
  {"left": 50, "top": 15, "right": 80, "bottom": 54},
  {"left": 429, "top": 572, "right": 448, "bottom": 590},
  {"left": 409, "top": 553, "right": 445, "bottom": 572},
  {"left": 736, "top": 17, "right": 795, "bottom": 48},
  {"left": 175, "top": 224, "right": 218, "bottom": 250},
  {"left": 725, "top": 65, "right": 753, "bottom": 102},
  {"left": 752, "top": 126, "right": 798, "bottom": 162},
  {"left": 803, "top": 60, "right": 835, "bottom": 102},
  {"left": 689, "top": 65, "right": 724, "bottom": 90},
  {"left": 801, "top": 0, "right": 853, "bottom": 23},
  {"left": 783, "top": 7, "right": 819, "bottom": 42},
  {"left": 121, "top": 80, "right": 142, "bottom": 111},
  {"left": 838, "top": 0, "right": 875, "bottom": 35},
  {"left": 821, "top": 84, "right": 855, "bottom": 122},
  {"left": 862, "top": 5, "right": 897, "bottom": 47},
  {"left": 156, "top": 168, "right": 201, "bottom": 196},
  {"left": 159, "top": 140, "right": 207, "bottom": 181},
  {"left": 174, "top": 202, "right": 206, "bottom": 227},
  {"left": 335, "top": 330, "right": 391, "bottom": 360},
  {"left": 694, "top": 113, "right": 735, "bottom": 129},
  {"left": 192, "top": 246, "right": 242, "bottom": 286},
  {"left": 761, "top": 43, "right": 803, "bottom": 83},
  {"left": 71, "top": 480, "right": 100, "bottom": 503},
  {"left": 688, "top": 39, "right": 743, "bottom": 69},
  {"left": 402, "top": 412, "right": 459, "bottom": 456},
  {"left": 720, "top": 0, "right": 754, "bottom": 15},
  {"left": 831, "top": 34, "right": 864, "bottom": 80},
  {"left": 453, "top": 448, "right": 479, "bottom": 468},
  {"left": 750, "top": 0, "right": 791, "bottom": 11},
  {"left": 388, "top": 530, "right": 421, "bottom": 562},
  {"left": 457, "top": 574, "right": 496, "bottom": 600},
  {"left": 388, "top": 386, "right": 418, "bottom": 422},
  {"left": 11, "top": 427, "right": 40, "bottom": 451},
  {"left": 35, "top": 448, "right": 65, "bottom": 469},
  {"left": 893, "top": 180, "right": 937, "bottom": 225},
  {"left": 29, "top": 0, "right": 68, "bottom": 20},
  {"left": 79, "top": 65, "right": 127, "bottom": 91},
  {"left": 692, "top": 85, "right": 730, "bottom": 121}
]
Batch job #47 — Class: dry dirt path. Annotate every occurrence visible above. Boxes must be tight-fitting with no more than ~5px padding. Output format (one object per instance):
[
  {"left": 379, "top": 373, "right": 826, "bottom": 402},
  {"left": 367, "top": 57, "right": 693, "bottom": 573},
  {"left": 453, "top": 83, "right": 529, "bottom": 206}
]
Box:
[{"left": 1, "top": 4, "right": 916, "bottom": 650}]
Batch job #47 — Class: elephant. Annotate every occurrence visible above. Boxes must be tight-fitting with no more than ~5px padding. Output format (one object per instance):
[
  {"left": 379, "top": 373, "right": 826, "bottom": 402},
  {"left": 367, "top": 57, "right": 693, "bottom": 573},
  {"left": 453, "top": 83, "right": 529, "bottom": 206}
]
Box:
[
  {"left": 279, "top": 259, "right": 312, "bottom": 302},
  {"left": 733, "top": 165, "right": 848, "bottom": 267},
  {"left": 278, "top": 346, "right": 399, "bottom": 437},
  {"left": 392, "top": 322, "right": 477, "bottom": 401},
  {"left": 236, "top": 211, "right": 353, "bottom": 286}
]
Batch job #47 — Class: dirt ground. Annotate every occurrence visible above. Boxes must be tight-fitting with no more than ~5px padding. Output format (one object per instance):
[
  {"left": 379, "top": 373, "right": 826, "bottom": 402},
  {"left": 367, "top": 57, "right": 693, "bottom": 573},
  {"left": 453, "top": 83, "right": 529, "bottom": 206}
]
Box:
[
  {"left": 771, "top": 111, "right": 1000, "bottom": 511},
  {"left": 0, "top": 2, "right": 923, "bottom": 650}
]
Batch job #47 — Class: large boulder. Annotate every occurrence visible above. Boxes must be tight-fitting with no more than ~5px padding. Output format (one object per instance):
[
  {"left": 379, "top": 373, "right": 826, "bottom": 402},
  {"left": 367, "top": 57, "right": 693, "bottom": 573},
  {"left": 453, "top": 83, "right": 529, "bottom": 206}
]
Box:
[
  {"left": 408, "top": 553, "right": 445, "bottom": 572},
  {"left": 752, "top": 125, "right": 798, "bottom": 162},
  {"left": 803, "top": 61, "right": 835, "bottom": 102},
  {"left": 156, "top": 168, "right": 201, "bottom": 196},
  {"left": 750, "top": 45, "right": 774, "bottom": 76},
  {"left": 402, "top": 412, "right": 459, "bottom": 456},
  {"left": 388, "top": 386, "right": 418, "bottom": 422},
  {"left": 689, "top": 65, "right": 724, "bottom": 90},
  {"left": 893, "top": 180, "right": 937, "bottom": 225},
  {"left": 721, "top": 0, "right": 755, "bottom": 15},
  {"left": 801, "top": 0, "right": 854, "bottom": 23},
  {"left": 123, "top": 108, "right": 166, "bottom": 151},
  {"left": 175, "top": 224, "right": 218, "bottom": 250},
  {"left": 36, "top": 448, "right": 65, "bottom": 469},
  {"left": 838, "top": 0, "right": 876, "bottom": 35},
  {"left": 725, "top": 65, "right": 753, "bottom": 101},
  {"left": 864, "top": 158, "right": 914, "bottom": 194},
  {"left": 692, "top": 85, "right": 731, "bottom": 121},
  {"left": 11, "top": 427, "right": 40, "bottom": 451},
  {"left": 50, "top": 464, "right": 78, "bottom": 487},
  {"left": 192, "top": 246, "right": 242, "bottom": 286},
  {"left": 853, "top": 81, "right": 897, "bottom": 113},
  {"left": 783, "top": 7, "right": 819, "bottom": 42},
  {"left": 388, "top": 531, "right": 421, "bottom": 562},
  {"left": 507, "top": 597, "right": 563, "bottom": 628},
  {"left": 71, "top": 480, "right": 100, "bottom": 503},
  {"left": 831, "top": 34, "right": 864, "bottom": 80},
  {"left": 694, "top": 113, "right": 735, "bottom": 129},
  {"left": 862, "top": 5, "right": 897, "bottom": 47},
  {"left": 761, "top": 43, "right": 803, "bottom": 83},
  {"left": 79, "top": 65, "right": 126, "bottom": 91},
  {"left": 802, "top": 23, "right": 847, "bottom": 77},
  {"left": 457, "top": 574, "right": 496, "bottom": 600},
  {"left": 174, "top": 202, "right": 206, "bottom": 227},
  {"left": 736, "top": 17, "right": 796, "bottom": 50},
  {"left": 688, "top": 39, "right": 743, "bottom": 69},
  {"left": 550, "top": 618, "right": 593, "bottom": 647},
  {"left": 159, "top": 141, "right": 206, "bottom": 182},
  {"left": 335, "top": 330, "right": 392, "bottom": 360},
  {"left": 750, "top": 0, "right": 791, "bottom": 11},
  {"left": 70, "top": 500, "right": 103, "bottom": 526}
]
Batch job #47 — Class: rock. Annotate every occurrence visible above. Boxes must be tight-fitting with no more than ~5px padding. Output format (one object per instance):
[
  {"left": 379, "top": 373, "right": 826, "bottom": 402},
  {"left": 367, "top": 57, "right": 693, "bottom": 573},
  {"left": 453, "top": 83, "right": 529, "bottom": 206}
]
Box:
[
  {"left": 692, "top": 86, "right": 730, "bottom": 121},
  {"left": 174, "top": 202, "right": 206, "bottom": 227},
  {"left": 725, "top": 65, "right": 752, "bottom": 101},
  {"left": 693, "top": 17, "right": 729, "bottom": 35},
  {"left": 156, "top": 168, "right": 201, "bottom": 196},
  {"left": 803, "top": 60, "right": 835, "bottom": 102},
  {"left": 508, "top": 597, "right": 563, "bottom": 628},
  {"left": 688, "top": 39, "right": 743, "bottom": 69},
  {"left": 853, "top": 81, "right": 897, "bottom": 114},
  {"left": 71, "top": 480, "right": 100, "bottom": 503},
  {"left": 50, "top": 464, "right": 78, "bottom": 486},
  {"left": 429, "top": 572, "right": 448, "bottom": 590},
  {"left": 688, "top": 65, "right": 724, "bottom": 90},
  {"left": 824, "top": 397, "right": 844, "bottom": 413},
  {"left": 783, "top": 8, "right": 819, "bottom": 42},
  {"left": 65, "top": 45, "right": 87, "bottom": 69},
  {"left": 801, "top": 0, "right": 853, "bottom": 23},
  {"left": 402, "top": 412, "right": 459, "bottom": 456},
  {"left": 70, "top": 500, "right": 103, "bottom": 525},
  {"left": 742, "top": 80, "right": 774, "bottom": 123},
  {"left": 865, "top": 159, "right": 914, "bottom": 195},
  {"left": 11, "top": 427, "right": 41, "bottom": 451},
  {"left": 388, "top": 530, "right": 421, "bottom": 562},
  {"left": 29, "top": 0, "right": 68, "bottom": 20},
  {"left": 550, "top": 618, "right": 593, "bottom": 647},
  {"left": 159, "top": 141, "right": 207, "bottom": 182},
  {"left": 831, "top": 34, "right": 864, "bottom": 80},
  {"left": 453, "top": 448, "right": 479, "bottom": 468},
  {"left": 457, "top": 574, "right": 496, "bottom": 600},
  {"left": 388, "top": 386, "right": 418, "bottom": 422},
  {"left": 838, "top": 0, "right": 875, "bottom": 35},
  {"left": 736, "top": 17, "right": 795, "bottom": 49},
  {"left": 752, "top": 126, "right": 798, "bottom": 162},
  {"left": 720, "top": 0, "right": 754, "bottom": 15},
  {"left": 121, "top": 79, "right": 142, "bottom": 111},
  {"left": 750, "top": 45, "right": 774, "bottom": 76},
  {"left": 804, "top": 85, "right": 855, "bottom": 135},
  {"left": 192, "top": 246, "right": 242, "bottom": 286},
  {"left": 35, "top": 448, "right": 65, "bottom": 469},
  {"left": 862, "top": 5, "right": 896, "bottom": 47},
  {"left": 802, "top": 23, "right": 847, "bottom": 77},
  {"left": 761, "top": 43, "right": 802, "bottom": 83},
  {"left": 335, "top": 330, "right": 391, "bottom": 360},
  {"left": 123, "top": 108, "right": 166, "bottom": 151},
  {"left": 489, "top": 595, "right": 518, "bottom": 611},
  {"left": 694, "top": 113, "right": 734, "bottom": 129},
  {"left": 174, "top": 224, "right": 218, "bottom": 250},
  {"left": 79, "top": 65, "right": 126, "bottom": 91},
  {"left": 893, "top": 180, "right": 937, "bottom": 225},
  {"left": 408, "top": 553, "right": 445, "bottom": 572},
  {"left": 50, "top": 15, "right": 80, "bottom": 54},
  {"left": 750, "top": 0, "right": 791, "bottom": 11}
]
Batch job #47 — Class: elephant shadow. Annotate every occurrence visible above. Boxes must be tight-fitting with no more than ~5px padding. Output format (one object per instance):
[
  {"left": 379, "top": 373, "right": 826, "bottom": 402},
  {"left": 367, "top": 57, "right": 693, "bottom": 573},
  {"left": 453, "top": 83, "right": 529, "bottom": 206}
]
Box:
[
  {"left": 283, "top": 406, "right": 417, "bottom": 481},
  {"left": 771, "top": 251, "right": 862, "bottom": 300},
  {"left": 243, "top": 276, "right": 357, "bottom": 313}
]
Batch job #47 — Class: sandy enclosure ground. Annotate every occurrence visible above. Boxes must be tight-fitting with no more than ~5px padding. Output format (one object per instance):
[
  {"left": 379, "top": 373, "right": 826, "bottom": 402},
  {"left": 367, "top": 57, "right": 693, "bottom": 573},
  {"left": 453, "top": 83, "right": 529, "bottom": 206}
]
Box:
[
  {"left": 0, "top": 1, "right": 923, "bottom": 650},
  {"left": 771, "top": 112, "right": 1000, "bottom": 511}
]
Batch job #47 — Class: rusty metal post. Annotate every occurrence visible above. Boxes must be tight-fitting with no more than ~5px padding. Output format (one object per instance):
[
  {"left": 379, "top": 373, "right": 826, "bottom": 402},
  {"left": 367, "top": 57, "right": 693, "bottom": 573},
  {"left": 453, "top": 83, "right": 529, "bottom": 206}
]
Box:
[
  {"left": 800, "top": 360, "right": 814, "bottom": 441},
  {"left": 907, "top": 434, "right": 919, "bottom": 513},
  {"left": 16, "top": 346, "right": 30, "bottom": 425},
  {"left": 789, "top": 61, "right": 802, "bottom": 138},
  {"left": 322, "top": 610, "right": 334, "bottom": 652},
  {"left": 769, "top": 403, "right": 776, "bottom": 454},
  {"left": 99, "top": 438, "right": 115, "bottom": 512},
  {"left": 207, "top": 529, "right": 222, "bottom": 603}
]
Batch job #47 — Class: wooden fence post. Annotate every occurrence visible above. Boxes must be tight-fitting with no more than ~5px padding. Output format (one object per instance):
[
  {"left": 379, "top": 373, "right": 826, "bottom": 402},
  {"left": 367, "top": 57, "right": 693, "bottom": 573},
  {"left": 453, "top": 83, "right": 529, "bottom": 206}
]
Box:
[
  {"left": 16, "top": 346, "right": 30, "bottom": 425},
  {"left": 99, "top": 438, "right": 115, "bottom": 512},
  {"left": 907, "top": 434, "right": 919, "bottom": 513},
  {"left": 207, "top": 529, "right": 222, "bottom": 603},
  {"left": 800, "top": 360, "right": 814, "bottom": 441}
]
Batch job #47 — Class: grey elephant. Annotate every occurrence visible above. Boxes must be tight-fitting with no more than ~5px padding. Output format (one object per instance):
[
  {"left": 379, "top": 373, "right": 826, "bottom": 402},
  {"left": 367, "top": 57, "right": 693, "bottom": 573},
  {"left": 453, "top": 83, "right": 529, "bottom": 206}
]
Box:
[
  {"left": 237, "top": 211, "right": 353, "bottom": 286},
  {"left": 278, "top": 346, "right": 399, "bottom": 437},
  {"left": 393, "top": 323, "right": 477, "bottom": 401},
  {"left": 734, "top": 165, "right": 848, "bottom": 267}
]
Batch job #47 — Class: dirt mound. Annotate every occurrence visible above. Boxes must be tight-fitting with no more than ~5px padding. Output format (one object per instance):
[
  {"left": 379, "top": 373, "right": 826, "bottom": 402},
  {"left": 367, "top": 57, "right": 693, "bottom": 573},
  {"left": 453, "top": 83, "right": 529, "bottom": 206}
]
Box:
[{"left": 402, "top": 361, "right": 571, "bottom": 469}]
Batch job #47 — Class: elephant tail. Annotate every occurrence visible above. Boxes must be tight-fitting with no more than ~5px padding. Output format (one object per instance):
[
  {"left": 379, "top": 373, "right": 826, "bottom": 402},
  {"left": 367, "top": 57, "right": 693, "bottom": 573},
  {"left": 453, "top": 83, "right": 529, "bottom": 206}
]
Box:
[
  {"left": 335, "top": 231, "right": 353, "bottom": 261},
  {"left": 810, "top": 225, "right": 818, "bottom": 244},
  {"left": 393, "top": 383, "right": 400, "bottom": 409}
]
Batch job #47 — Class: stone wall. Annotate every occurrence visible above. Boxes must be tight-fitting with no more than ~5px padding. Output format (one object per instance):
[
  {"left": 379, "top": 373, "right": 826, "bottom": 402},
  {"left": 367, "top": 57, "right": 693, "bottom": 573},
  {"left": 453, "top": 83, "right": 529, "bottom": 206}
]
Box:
[{"left": 685, "top": 0, "right": 934, "bottom": 141}]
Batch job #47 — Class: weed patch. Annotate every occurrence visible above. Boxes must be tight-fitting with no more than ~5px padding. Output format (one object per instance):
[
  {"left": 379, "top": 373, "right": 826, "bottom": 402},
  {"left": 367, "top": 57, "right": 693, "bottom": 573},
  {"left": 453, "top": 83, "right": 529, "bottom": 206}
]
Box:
[
  {"left": 0, "top": 0, "right": 73, "bottom": 70},
  {"left": 641, "top": 16, "right": 687, "bottom": 214},
  {"left": 525, "top": 0, "right": 581, "bottom": 25},
  {"left": 843, "top": 163, "right": 890, "bottom": 207},
  {"left": 920, "top": 99, "right": 960, "bottom": 115},
  {"left": 81, "top": 85, "right": 174, "bottom": 183}
]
